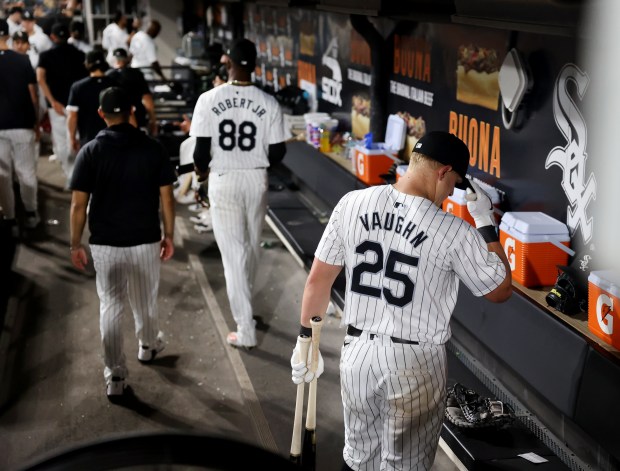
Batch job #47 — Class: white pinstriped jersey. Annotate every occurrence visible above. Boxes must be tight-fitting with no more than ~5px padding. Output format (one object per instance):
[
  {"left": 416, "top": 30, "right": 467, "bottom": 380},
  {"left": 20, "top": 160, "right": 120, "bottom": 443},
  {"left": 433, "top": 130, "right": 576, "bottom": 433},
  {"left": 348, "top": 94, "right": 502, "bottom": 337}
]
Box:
[
  {"left": 189, "top": 83, "right": 287, "bottom": 171},
  {"left": 316, "top": 184, "right": 506, "bottom": 344}
]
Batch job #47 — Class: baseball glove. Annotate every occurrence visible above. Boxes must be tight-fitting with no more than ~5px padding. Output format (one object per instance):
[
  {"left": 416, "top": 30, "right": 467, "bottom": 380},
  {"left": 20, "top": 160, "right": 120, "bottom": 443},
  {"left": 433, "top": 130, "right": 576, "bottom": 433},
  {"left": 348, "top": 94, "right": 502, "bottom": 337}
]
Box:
[
  {"left": 545, "top": 269, "right": 585, "bottom": 315},
  {"left": 445, "top": 383, "right": 515, "bottom": 429}
]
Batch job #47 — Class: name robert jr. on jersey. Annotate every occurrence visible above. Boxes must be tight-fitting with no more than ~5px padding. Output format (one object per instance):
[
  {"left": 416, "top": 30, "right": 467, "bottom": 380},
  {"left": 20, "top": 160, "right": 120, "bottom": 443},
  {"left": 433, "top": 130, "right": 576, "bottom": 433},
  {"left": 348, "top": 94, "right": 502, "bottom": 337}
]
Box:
[
  {"left": 211, "top": 97, "right": 267, "bottom": 118},
  {"left": 359, "top": 210, "right": 428, "bottom": 247}
]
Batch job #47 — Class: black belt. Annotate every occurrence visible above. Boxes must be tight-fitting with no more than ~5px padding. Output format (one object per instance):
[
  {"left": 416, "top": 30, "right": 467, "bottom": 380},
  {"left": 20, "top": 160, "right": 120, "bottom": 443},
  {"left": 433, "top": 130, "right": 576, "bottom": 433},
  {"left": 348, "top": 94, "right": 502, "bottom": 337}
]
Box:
[{"left": 346, "top": 325, "right": 419, "bottom": 345}]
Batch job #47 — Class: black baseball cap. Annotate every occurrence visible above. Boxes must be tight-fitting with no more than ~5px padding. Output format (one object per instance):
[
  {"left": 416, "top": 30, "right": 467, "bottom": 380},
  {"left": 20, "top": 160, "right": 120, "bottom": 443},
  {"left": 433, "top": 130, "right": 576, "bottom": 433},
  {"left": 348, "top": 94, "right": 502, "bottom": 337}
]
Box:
[
  {"left": 22, "top": 10, "right": 34, "bottom": 21},
  {"left": 86, "top": 50, "right": 108, "bottom": 70},
  {"left": 51, "top": 22, "right": 69, "bottom": 39},
  {"left": 227, "top": 38, "right": 257, "bottom": 69},
  {"left": 0, "top": 19, "right": 8, "bottom": 36},
  {"left": 113, "top": 48, "right": 129, "bottom": 59},
  {"left": 413, "top": 131, "right": 470, "bottom": 189},
  {"left": 99, "top": 87, "right": 132, "bottom": 114},
  {"left": 12, "top": 30, "right": 28, "bottom": 42}
]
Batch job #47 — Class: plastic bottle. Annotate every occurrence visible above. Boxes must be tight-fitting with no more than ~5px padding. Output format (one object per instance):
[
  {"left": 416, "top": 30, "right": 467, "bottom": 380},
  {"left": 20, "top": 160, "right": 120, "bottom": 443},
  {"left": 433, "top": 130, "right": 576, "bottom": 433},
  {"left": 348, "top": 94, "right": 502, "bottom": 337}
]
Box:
[{"left": 319, "top": 126, "right": 331, "bottom": 152}]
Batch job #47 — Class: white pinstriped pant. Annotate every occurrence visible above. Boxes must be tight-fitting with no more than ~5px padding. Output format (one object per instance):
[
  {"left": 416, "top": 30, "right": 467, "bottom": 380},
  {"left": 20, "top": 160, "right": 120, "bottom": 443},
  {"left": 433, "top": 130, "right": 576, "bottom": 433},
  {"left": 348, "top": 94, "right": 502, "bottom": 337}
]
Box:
[
  {"left": 340, "top": 333, "right": 447, "bottom": 471},
  {"left": 48, "top": 108, "right": 73, "bottom": 181},
  {"left": 208, "top": 169, "right": 268, "bottom": 341},
  {"left": 0, "top": 129, "right": 37, "bottom": 219},
  {"left": 90, "top": 242, "right": 162, "bottom": 382}
]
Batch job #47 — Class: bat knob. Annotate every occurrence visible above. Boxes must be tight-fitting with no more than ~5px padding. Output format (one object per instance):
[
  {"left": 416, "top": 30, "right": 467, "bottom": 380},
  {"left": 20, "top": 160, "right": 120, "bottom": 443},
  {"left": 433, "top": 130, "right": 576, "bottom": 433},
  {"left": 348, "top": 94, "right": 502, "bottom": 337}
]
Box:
[{"left": 311, "top": 316, "right": 322, "bottom": 323}]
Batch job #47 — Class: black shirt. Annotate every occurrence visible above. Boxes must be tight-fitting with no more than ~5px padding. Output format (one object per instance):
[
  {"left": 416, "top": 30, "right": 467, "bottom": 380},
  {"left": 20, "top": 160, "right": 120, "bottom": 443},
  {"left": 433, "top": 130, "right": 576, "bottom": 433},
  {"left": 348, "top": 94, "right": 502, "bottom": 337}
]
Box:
[
  {"left": 37, "top": 43, "right": 87, "bottom": 106},
  {"left": 106, "top": 67, "right": 151, "bottom": 127},
  {"left": 70, "top": 123, "right": 176, "bottom": 247},
  {"left": 0, "top": 50, "right": 37, "bottom": 130},
  {"left": 67, "top": 75, "right": 118, "bottom": 145}
]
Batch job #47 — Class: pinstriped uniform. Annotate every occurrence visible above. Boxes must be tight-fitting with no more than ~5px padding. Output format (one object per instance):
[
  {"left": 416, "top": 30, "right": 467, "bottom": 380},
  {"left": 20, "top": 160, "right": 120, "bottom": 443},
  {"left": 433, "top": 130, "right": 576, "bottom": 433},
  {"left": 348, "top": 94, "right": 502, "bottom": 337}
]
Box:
[
  {"left": 315, "top": 184, "right": 506, "bottom": 470},
  {"left": 190, "top": 83, "right": 286, "bottom": 343},
  {"left": 90, "top": 242, "right": 162, "bottom": 383},
  {"left": 0, "top": 129, "right": 37, "bottom": 219}
]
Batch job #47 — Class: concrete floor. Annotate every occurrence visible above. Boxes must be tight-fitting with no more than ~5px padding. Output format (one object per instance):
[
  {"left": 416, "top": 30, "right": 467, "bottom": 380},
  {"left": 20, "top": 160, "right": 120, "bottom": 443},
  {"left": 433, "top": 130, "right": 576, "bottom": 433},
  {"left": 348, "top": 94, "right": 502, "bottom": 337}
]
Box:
[{"left": 0, "top": 155, "right": 460, "bottom": 471}]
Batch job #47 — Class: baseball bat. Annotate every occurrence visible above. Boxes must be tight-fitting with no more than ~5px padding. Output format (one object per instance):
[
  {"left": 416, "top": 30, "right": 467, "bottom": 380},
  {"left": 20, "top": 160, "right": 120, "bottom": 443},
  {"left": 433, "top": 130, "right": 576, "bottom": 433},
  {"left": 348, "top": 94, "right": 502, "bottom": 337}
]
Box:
[
  {"left": 302, "top": 316, "right": 324, "bottom": 470},
  {"left": 290, "top": 334, "right": 312, "bottom": 464}
]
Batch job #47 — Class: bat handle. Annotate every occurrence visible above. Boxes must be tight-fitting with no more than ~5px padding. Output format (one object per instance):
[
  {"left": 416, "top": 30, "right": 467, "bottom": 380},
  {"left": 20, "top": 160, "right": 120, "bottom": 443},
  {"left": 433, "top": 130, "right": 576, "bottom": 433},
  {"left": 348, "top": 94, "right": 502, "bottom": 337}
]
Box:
[
  {"left": 309, "top": 316, "right": 324, "bottom": 373},
  {"left": 290, "top": 335, "right": 311, "bottom": 460},
  {"left": 305, "top": 316, "right": 324, "bottom": 432}
]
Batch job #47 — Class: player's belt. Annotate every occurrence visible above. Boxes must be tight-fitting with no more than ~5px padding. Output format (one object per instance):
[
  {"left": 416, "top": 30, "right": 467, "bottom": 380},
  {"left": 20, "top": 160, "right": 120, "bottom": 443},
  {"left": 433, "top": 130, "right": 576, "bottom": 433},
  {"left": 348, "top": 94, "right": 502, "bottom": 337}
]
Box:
[{"left": 346, "top": 325, "right": 419, "bottom": 345}]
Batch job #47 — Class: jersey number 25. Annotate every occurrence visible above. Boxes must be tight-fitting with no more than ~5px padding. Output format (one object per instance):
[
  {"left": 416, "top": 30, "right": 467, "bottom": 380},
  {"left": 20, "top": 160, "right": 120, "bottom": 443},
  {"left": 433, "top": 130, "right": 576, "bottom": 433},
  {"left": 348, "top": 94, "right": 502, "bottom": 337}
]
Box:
[{"left": 351, "top": 241, "right": 418, "bottom": 308}]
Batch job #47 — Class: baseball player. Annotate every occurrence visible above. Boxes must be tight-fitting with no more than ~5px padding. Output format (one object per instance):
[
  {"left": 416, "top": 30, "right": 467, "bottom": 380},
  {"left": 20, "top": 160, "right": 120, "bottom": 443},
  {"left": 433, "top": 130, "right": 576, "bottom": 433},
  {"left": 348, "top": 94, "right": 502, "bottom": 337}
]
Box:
[
  {"left": 190, "top": 38, "right": 287, "bottom": 348},
  {"left": 37, "top": 22, "right": 87, "bottom": 184},
  {"left": 0, "top": 19, "right": 40, "bottom": 231},
  {"left": 69, "top": 87, "right": 176, "bottom": 399},
  {"left": 67, "top": 50, "right": 117, "bottom": 151},
  {"left": 291, "top": 131, "right": 512, "bottom": 470}
]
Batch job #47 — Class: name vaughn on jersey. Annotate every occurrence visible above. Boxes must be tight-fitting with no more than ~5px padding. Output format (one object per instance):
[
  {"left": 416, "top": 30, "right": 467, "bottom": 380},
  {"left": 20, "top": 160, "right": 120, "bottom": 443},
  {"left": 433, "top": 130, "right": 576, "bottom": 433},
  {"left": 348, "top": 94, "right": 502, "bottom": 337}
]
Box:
[
  {"left": 211, "top": 97, "right": 267, "bottom": 118},
  {"left": 359, "top": 210, "right": 428, "bottom": 247}
]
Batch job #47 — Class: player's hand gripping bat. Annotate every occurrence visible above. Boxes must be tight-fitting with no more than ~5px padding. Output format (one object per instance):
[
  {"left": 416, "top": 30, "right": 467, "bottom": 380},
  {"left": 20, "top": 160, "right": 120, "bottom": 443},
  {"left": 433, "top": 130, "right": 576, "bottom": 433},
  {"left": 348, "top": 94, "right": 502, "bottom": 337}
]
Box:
[{"left": 302, "top": 316, "right": 324, "bottom": 470}]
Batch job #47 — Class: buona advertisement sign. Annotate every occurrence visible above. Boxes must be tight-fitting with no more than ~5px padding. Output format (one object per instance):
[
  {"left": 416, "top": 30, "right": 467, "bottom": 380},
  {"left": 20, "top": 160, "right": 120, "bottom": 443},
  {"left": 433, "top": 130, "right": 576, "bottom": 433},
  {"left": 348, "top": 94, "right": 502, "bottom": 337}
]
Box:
[{"left": 243, "top": 5, "right": 600, "bottom": 270}]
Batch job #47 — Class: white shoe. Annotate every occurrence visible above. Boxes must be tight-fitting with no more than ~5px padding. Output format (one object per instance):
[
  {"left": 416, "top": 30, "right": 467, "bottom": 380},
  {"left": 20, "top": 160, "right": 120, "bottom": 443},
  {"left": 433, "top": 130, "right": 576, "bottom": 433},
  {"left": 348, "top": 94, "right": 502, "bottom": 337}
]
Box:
[
  {"left": 106, "top": 376, "right": 126, "bottom": 397},
  {"left": 226, "top": 321, "right": 257, "bottom": 349},
  {"left": 138, "top": 338, "right": 165, "bottom": 362}
]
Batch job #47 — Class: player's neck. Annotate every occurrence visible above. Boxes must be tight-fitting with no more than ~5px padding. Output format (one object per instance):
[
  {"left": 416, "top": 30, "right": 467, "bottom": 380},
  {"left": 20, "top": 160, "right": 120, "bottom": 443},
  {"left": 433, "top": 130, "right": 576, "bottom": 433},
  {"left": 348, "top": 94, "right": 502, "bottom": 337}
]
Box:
[
  {"left": 228, "top": 80, "right": 253, "bottom": 86},
  {"left": 393, "top": 171, "right": 437, "bottom": 204}
]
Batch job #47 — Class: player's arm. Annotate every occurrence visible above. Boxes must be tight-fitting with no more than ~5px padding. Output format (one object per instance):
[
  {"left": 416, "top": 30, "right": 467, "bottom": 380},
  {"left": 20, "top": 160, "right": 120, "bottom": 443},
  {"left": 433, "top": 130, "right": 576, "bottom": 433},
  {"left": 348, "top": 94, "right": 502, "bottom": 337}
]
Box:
[
  {"left": 268, "top": 142, "right": 287, "bottom": 166},
  {"left": 466, "top": 181, "right": 512, "bottom": 303},
  {"left": 300, "top": 259, "right": 343, "bottom": 329},
  {"left": 193, "top": 136, "right": 211, "bottom": 181},
  {"left": 483, "top": 241, "right": 512, "bottom": 302},
  {"left": 70, "top": 190, "right": 90, "bottom": 270},
  {"left": 159, "top": 184, "right": 175, "bottom": 261},
  {"left": 142, "top": 93, "right": 157, "bottom": 135},
  {"left": 36, "top": 66, "right": 64, "bottom": 115},
  {"left": 28, "top": 83, "right": 39, "bottom": 140},
  {"left": 67, "top": 109, "right": 79, "bottom": 152}
]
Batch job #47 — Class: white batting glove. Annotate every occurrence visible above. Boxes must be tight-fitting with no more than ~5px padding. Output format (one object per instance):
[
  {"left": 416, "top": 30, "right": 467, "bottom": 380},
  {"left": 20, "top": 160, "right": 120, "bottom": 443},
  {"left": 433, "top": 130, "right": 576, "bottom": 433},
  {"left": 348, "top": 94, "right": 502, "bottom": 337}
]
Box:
[
  {"left": 465, "top": 181, "right": 496, "bottom": 229},
  {"left": 291, "top": 341, "right": 324, "bottom": 384}
]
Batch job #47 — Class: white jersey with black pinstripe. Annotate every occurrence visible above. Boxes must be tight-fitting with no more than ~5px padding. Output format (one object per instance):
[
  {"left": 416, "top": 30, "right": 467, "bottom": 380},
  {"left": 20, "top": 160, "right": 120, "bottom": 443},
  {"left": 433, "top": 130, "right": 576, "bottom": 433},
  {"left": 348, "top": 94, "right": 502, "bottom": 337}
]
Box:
[
  {"left": 189, "top": 83, "right": 287, "bottom": 171},
  {"left": 189, "top": 82, "right": 286, "bottom": 345},
  {"left": 316, "top": 184, "right": 506, "bottom": 344}
]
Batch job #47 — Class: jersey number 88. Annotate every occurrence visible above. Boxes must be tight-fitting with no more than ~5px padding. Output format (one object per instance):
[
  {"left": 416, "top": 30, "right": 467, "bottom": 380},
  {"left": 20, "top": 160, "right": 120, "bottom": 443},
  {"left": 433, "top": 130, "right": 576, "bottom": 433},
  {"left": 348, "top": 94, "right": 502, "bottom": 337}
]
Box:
[{"left": 219, "top": 119, "right": 257, "bottom": 151}]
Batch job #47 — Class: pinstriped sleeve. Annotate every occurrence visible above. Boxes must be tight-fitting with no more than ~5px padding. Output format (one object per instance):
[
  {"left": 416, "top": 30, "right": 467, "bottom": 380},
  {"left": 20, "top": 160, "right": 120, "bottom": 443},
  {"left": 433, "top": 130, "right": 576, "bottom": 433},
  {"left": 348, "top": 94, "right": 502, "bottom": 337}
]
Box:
[
  {"left": 315, "top": 197, "right": 346, "bottom": 266},
  {"left": 450, "top": 225, "right": 507, "bottom": 296}
]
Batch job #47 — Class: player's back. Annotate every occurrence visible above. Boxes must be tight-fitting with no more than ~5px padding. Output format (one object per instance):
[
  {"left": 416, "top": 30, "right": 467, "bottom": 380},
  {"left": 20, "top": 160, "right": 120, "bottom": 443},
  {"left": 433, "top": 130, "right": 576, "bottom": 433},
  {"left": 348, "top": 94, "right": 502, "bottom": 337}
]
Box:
[
  {"left": 190, "top": 83, "right": 282, "bottom": 171},
  {"left": 335, "top": 184, "right": 476, "bottom": 344}
]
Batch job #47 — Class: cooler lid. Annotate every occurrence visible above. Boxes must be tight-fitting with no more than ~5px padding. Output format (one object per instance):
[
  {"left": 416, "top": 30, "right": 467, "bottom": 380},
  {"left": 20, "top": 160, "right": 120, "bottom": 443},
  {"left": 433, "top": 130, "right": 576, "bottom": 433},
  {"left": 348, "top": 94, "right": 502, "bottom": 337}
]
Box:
[
  {"left": 589, "top": 270, "right": 620, "bottom": 298},
  {"left": 385, "top": 114, "right": 406, "bottom": 151},
  {"left": 500, "top": 212, "right": 568, "bottom": 237}
]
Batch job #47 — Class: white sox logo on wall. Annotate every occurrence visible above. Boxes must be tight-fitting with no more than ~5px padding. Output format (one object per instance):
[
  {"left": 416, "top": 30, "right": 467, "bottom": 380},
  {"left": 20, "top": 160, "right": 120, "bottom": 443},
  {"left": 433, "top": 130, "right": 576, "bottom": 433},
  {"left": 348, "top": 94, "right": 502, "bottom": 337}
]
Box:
[
  {"left": 545, "top": 64, "right": 597, "bottom": 244},
  {"left": 321, "top": 37, "right": 342, "bottom": 106},
  {"left": 596, "top": 293, "right": 614, "bottom": 335}
]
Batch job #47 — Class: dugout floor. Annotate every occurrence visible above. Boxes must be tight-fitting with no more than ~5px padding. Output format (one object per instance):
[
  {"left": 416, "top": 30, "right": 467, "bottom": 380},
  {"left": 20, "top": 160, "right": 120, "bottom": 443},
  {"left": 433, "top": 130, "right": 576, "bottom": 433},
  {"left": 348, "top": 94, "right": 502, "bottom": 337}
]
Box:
[{"left": 0, "top": 154, "right": 460, "bottom": 471}]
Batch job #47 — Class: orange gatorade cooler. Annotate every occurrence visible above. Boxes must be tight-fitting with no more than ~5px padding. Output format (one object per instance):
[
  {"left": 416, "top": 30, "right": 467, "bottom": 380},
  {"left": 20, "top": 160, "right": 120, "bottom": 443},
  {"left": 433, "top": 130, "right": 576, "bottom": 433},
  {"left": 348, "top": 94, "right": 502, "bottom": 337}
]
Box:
[
  {"left": 353, "top": 115, "right": 405, "bottom": 185},
  {"left": 499, "top": 212, "right": 571, "bottom": 287},
  {"left": 353, "top": 146, "right": 400, "bottom": 185},
  {"left": 442, "top": 184, "right": 500, "bottom": 226},
  {"left": 588, "top": 271, "right": 620, "bottom": 350}
]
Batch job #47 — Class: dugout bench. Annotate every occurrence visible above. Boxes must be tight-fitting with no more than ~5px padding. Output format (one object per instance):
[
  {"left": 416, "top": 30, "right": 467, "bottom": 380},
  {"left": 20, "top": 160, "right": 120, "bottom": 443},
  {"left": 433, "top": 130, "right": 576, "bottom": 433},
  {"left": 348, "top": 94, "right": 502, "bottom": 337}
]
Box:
[{"left": 267, "top": 141, "right": 620, "bottom": 470}]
